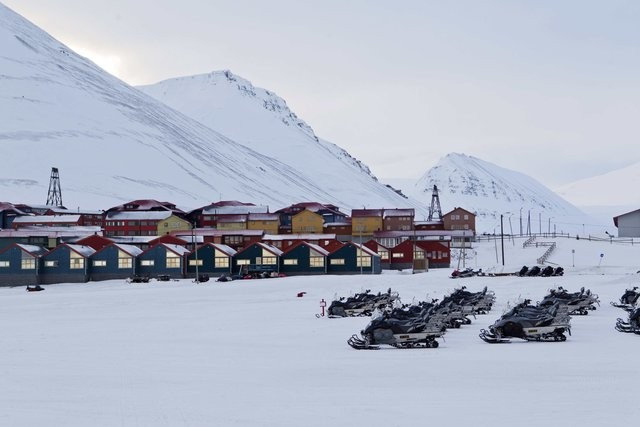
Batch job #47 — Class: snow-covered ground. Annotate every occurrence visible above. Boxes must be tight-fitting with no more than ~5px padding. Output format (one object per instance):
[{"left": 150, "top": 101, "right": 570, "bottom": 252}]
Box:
[{"left": 2, "top": 236, "right": 639, "bottom": 426}]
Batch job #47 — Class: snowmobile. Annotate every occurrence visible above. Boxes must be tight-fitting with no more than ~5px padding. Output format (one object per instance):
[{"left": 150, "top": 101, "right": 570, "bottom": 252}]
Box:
[
  {"left": 440, "top": 286, "right": 495, "bottom": 316},
  {"left": 615, "top": 306, "right": 640, "bottom": 334},
  {"left": 479, "top": 299, "right": 571, "bottom": 343},
  {"left": 526, "top": 266, "right": 542, "bottom": 276},
  {"left": 26, "top": 285, "right": 44, "bottom": 292},
  {"left": 348, "top": 303, "right": 446, "bottom": 349},
  {"left": 538, "top": 286, "right": 599, "bottom": 315},
  {"left": 328, "top": 288, "right": 399, "bottom": 318},
  {"left": 540, "top": 266, "right": 555, "bottom": 277},
  {"left": 552, "top": 267, "right": 564, "bottom": 276},
  {"left": 610, "top": 287, "right": 640, "bottom": 312},
  {"left": 518, "top": 266, "right": 529, "bottom": 277},
  {"left": 450, "top": 268, "right": 484, "bottom": 279}
]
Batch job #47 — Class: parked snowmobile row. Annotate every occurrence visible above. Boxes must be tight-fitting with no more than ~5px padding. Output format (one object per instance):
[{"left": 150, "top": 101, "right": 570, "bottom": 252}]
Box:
[
  {"left": 518, "top": 265, "right": 564, "bottom": 277},
  {"left": 537, "top": 286, "right": 599, "bottom": 315},
  {"left": 615, "top": 306, "right": 640, "bottom": 334},
  {"left": 610, "top": 287, "right": 639, "bottom": 312},
  {"left": 348, "top": 286, "right": 495, "bottom": 349},
  {"left": 327, "top": 288, "right": 399, "bottom": 318},
  {"left": 347, "top": 301, "right": 447, "bottom": 349},
  {"left": 479, "top": 299, "right": 571, "bottom": 343}
]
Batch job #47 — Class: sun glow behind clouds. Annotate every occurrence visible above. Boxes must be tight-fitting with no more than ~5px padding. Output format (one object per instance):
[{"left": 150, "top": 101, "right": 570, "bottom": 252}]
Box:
[{"left": 70, "top": 44, "right": 124, "bottom": 79}]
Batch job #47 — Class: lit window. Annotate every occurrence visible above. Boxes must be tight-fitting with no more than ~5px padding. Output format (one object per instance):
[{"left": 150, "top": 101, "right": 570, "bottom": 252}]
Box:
[
  {"left": 166, "top": 256, "right": 181, "bottom": 268},
  {"left": 330, "top": 259, "right": 345, "bottom": 265},
  {"left": 309, "top": 257, "right": 324, "bottom": 267},
  {"left": 356, "top": 256, "right": 371, "bottom": 267},
  {"left": 214, "top": 257, "right": 229, "bottom": 268},
  {"left": 236, "top": 259, "right": 250, "bottom": 265},
  {"left": 93, "top": 260, "right": 107, "bottom": 267},
  {"left": 261, "top": 257, "right": 277, "bottom": 265},
  {"left": 44, "top": 260, "right": 58, "bottom": 267},
  {"left": 0, "top": 261, "right": 9, "bottom": 267},
  {"left": 392, "top": 253, "right": 403, "bottom": 258},
  {"left": 284, "top": 259, "right": 298, "bottom": 265},
  {"left": 140, "top": 260, "right": 154, "bottom": 266},
  {"left": 189, "top": 259, "right": 203, "bottom": 266},
  {"left": 69, "top": 258, "right": 84, "bottom": 270},
  {"left": 118, "top": 257, "right": 132, "bottom": 269}
]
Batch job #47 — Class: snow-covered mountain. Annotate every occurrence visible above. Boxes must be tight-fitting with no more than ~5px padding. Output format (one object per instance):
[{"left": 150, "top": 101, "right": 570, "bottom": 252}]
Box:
[
  {"left": 556, "top": 162, "right": 640, "bottom": 208},
  {"left": 0, "top": 3, "right": 418, "bottom": 213},
  {"left": 413, "top": 153, "right": 601, "bottom": 234},
  {"left": 136, "top": 71, "right": 407, "bottom": 207}
]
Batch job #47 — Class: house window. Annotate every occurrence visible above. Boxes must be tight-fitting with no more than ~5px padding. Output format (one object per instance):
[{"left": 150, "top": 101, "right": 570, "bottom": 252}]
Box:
[
  {"left": 0, "top": 261, "right": 9, "bottom": 267},
  {"left": 283, "top": 259, "right": 298, "bottom": 266},
  {"left": 215, "top": 257, "right": 229, "bottom": 268},
  {"left": 225, "top": 236, "right": 242, "bottom": 246},
  {"left": 189, "top": 259, "right": 203, "bottom": 266},
  {"left": 442, "top": 252, "right": 448, "bottom": 258},
  {"left": 261, "top": 257, "right": 277, "bottom": 265},
  {"left": 93, "top": 260, "right": 107, "bottom": 267},
  {"left": 379, "top": 251, "right": 389, "bottom": 260},
  {"left": 45, "top": 260, "right": 58, "bottom": 267},
  {"left": 70, "top": 258, "right": 84, "bottom": 270},
  {"left": 309, "top": 257, "right": 324, "bottom": 268},
  {"left": 140, "top": 260, "right": 154, "bottom": 266},
  {"left": 236, "top": 259, "right": 250, "bottom": 265},
  {"left": 118, "top": 257, "right": 132, "bottom": 269},
  {"left": 414, "top": 251, "right": 425, "bottom": 259},
  {"left": 166, "top": 256, "right": 181, "bottom": 269},
  {"left": 356, "top": 256, "right": 371, "bottom": 267},
  {"left": 330, "top": 259, "right": 345, "bottom": 265},
  {"left": 392, "top": 253, "right": 403, "bottom": 258}
]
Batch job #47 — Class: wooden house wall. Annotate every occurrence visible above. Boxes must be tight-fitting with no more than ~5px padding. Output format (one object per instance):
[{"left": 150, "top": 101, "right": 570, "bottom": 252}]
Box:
[
  {"left": 137, "top": 246, "right": 184, "bottom": 279},
  {"left": 41, "top": 247, "right": 90, "bottom": 284},
  {"left": 90, "top": 246, "right": 136, "bottom": 281},
  {"left": 280, "top": 245, "right": 327, "bottom": 275},
  {"left": 0, "top": 246, "right": 42, "bottom": 286}
]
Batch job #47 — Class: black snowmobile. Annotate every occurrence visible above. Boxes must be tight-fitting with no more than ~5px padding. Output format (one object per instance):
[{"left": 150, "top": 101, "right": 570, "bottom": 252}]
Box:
[
  {"left": 328, "top": 288, "right": 398, "bottom": 318},
  {"left": 348, "top": 302, "right": 446, "bottom": 349},
  {"left": 615, "top": 306, "right": 640, "bottom": 334},
  {"left": 610, "top": 287, "right": 640, "bottom": 312},
  {"left": 479, "top": 299, "right": 571, "bottom": 343},
  {"left": 537, "top": 286, "right": 599, "bottom": 315}
]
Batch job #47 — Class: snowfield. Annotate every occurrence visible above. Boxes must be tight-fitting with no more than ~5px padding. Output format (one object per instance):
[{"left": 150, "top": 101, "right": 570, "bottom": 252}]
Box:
[{"left": 2, "top": 236, "right": 639, "bottom": 427}]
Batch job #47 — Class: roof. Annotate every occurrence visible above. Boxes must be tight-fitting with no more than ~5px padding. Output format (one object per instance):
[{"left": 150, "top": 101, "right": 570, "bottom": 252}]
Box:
[
  {"left": 108, "top": 199, "right": 182, "bottom": 213},
  {"left": 613, "top": 208, "right": 640, "bottom": 227},
  {"left": 106, "top": 211, "right": 173, "bottom": 220},
  {"left": 247, "top": 213, "right": 280, "bottom": 221},
  {"left": 14, "top": 244, "right": 48, "bottom": 256},
  {"left": 46, "top": 207, "right": 103, "bottom": 215},
  {"left": 13, "top": 215, "right": 81, "bottom": 224},
  {"left": 0, "top": 228, "right": 102, "bottom": 238},
  {"left": 256, "top": 242, "right": 284, "bottom": 257},
  {"left": 112, "top": 244, "right": 144, "bottom": 257},
  {"left": 276, "top": 202, "right": 343, "bottom": 216},
  {"left": 173, "top": 229, "right": 264, "bottom": 237},
  {"left": 202, "top": 205, "right": 268, "bottom": 215},
  {"left": 0, "top": 202, "right": 26, "bottom": 215},
  {"left": 373, "top": 230, "right": 469, "bottom": 238},
  {"left": 350, "top": 242, "right": 379, "bottom": 257},
  {"left": 383, "top": 209, "right": 415, "bottom": 218},
  {"left": 283, "top": 241, "right": 330, "bottom": 256},
  {"left": 351, "top": 209, "right": 384, "bottom": 218},
  {"left": 159, "top": 244, "right": 191, "bottom": 256},
  {"left": 263, "top": 233, "right": 337, "bottom": 241},
  {"left": 65, "top": 244, "right": 97, "bottom": 258}
]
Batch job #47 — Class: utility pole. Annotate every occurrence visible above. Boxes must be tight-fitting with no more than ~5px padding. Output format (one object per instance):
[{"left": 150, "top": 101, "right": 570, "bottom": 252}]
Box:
[
  {"left": 500, "top": 214, "right": 505, "bottom": 266},
  {"left": 519, "top": 208, "right": 523, "bottom": 236}
]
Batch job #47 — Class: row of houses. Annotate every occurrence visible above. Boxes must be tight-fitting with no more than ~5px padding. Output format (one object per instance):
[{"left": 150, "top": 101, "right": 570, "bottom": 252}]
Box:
[
  {"left": 0, "top": 233, "right": 452, "bottom": 286},
  {"left": 0, "top": 200, "right": 477, "bottom": 240}
]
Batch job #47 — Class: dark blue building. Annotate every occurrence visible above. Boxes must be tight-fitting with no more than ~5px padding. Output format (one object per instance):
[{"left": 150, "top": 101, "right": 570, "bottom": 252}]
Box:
[
  {"left": 327, "top": 242, "right": 381, "bottom": 275},
  {"left": 137, "top": 243, "right": 189, "bottom": 279},
  {"left": 90, "top": 243, "right": 143, "bottom": 281},
  {"left": 185, "top": 243, "right": 236, "bottom": 278},
  {"left": 280, "top": 241, "right": 329, "bottom": 275},
  {"left": 0, "top": 243, "right": 48, "bottom": 286},
  {"left": 40, "top": 244, "right": 96, "bottom": 284},
  {"left": 233, "top": 243, "right": 282, "bottom": 275}
]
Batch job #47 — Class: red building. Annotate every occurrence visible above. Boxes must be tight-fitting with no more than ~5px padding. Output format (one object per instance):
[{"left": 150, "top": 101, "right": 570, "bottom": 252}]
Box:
[
  {"left": 104, "top": 211, "right": 173, "bottom": 237},
  {"left": 389, "top": 240, "right": 451, "bottom": 270}
]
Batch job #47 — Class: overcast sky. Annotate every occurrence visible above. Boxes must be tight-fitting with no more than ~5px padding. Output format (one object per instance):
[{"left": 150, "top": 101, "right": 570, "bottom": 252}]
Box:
[{"left": 5, "top": 0, "right": 640, "bottom": 188}]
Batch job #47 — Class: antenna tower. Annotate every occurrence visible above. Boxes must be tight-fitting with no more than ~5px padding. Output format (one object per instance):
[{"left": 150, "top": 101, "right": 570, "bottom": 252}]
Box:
[
  {"left": 46, "top": 167, "right": 63, "bottom": 207},
  {"left": 427, "top": 185, "right": 442, "bottom": 221}
]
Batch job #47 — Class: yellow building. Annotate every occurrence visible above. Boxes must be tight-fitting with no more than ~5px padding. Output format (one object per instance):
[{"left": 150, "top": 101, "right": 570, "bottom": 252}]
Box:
[
  {"left": 157, "top": 215, "right": 191, "bottom": 235},
  {"left": 247, "top": 213, "right": 280, "bottom": 234},
  {"left": 292, "top": 209, "right": 324, "bottom": 234},
  {"left": 351, "top": 209, "right": 384, "bottom": 237}
]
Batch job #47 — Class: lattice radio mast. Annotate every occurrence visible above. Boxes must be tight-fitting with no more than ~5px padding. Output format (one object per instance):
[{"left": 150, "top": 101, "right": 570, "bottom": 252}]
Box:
[
  {"left": 427, "top": 185, "right": 442, "bottom": 221},
  {"left": 46, "top": 167, "right": 63, "bottom": 207}
]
